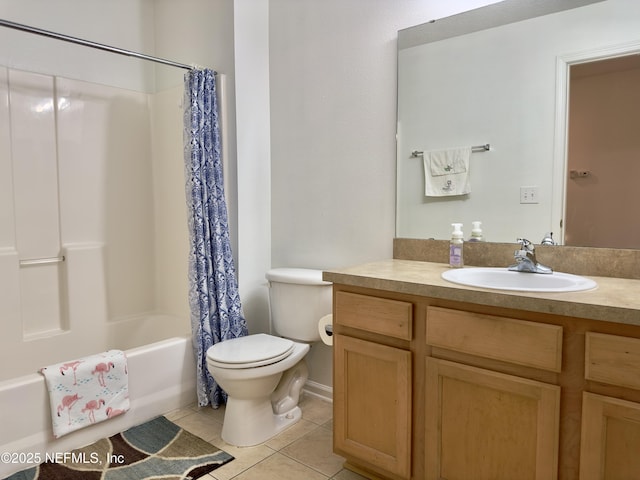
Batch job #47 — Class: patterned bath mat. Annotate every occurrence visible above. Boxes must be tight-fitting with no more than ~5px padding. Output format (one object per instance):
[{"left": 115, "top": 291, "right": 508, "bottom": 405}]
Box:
[{"left": 5, "top": 416, "right": 233, "bottom": 480}]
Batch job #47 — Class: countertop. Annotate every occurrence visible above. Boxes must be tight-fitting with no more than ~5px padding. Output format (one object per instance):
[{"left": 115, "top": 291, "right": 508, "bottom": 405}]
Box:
[{"left": 323, "top": 259, "right": 640, "bottom": 326}]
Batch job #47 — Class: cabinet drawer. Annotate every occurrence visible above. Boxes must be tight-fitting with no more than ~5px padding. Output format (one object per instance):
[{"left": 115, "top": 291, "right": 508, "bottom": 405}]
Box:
[
  {"left": 585, "top": 332, "right": 640, "bottom": 390},
  {"left": 426, "top": 306, "right": 563, "bottom": 372},
  {"left": 335, "top": 291, "right": 412, "bottom": 340}
]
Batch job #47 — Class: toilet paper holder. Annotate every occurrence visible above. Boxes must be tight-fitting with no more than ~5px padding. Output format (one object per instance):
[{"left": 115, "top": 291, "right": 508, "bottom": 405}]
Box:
[{"left": 318, "top": 314, "right": 334, "bottom": 346}]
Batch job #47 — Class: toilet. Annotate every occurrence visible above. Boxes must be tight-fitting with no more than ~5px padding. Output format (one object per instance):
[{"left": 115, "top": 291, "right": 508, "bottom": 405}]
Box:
[{"left": 206, "top": 268, "right": 332, "bottom": 446}]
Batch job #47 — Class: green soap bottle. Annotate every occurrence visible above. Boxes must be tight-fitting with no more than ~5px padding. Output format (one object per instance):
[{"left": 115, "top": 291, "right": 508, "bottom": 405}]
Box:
[{"left": 469, "top": 221, "right": 484, "bottom": 242}]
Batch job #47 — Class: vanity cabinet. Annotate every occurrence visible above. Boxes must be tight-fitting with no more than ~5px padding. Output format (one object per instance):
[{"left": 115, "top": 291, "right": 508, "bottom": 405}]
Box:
[{"left": 331, "top": 281, "right": 640, "bottom": 480}]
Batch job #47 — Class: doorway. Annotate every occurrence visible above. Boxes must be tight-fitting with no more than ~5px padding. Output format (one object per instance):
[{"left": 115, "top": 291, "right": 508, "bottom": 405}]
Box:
[{"left": 564, "top": 54, "right": 640, "bottom": 248}]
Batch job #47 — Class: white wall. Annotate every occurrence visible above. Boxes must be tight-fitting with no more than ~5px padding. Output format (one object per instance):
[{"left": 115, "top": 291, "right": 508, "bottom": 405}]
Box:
[
  {"left": 0, "top": 0, "right": 157, "bottom": 92},
  {"left": 233, "top": 0, "right": 273, "bottom": 336},
  {"left": 261, "top": 0, "right": 502, "bottom": 389},
  {"left": 267, "top": 0, "right": 499, "bottom": 271}
]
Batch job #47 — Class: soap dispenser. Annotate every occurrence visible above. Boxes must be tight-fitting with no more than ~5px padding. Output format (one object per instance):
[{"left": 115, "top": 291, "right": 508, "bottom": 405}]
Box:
[
  {"left": 469, "top": 221, "right": 484, "bottom": 242},
  {"left": 449, "top": 223, "right": 464, "bottom": 268},
  {"left": 541, "top": 232, "right": 556, "bottom": 245}
]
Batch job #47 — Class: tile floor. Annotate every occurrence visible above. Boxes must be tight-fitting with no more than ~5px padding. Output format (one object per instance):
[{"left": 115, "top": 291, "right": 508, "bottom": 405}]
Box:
[{"left": 166, "top": 394, "right": 369, "bottom": 480}]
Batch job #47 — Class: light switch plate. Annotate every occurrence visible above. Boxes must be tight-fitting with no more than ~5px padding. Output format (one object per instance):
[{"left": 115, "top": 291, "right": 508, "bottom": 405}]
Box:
[{"left": 520, "top": 186, "right": 539, "bottom": 204}]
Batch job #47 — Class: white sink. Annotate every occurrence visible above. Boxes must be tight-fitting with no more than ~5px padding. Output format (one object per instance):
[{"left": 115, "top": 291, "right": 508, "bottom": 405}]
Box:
[{"left": 441, "top": 267, "right": 597, "bottom": 292}]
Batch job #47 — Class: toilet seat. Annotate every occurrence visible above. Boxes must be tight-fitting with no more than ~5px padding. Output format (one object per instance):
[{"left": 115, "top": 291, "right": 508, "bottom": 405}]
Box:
[{"left": 207, "top": 333, "right": 295, "bottom": 369}]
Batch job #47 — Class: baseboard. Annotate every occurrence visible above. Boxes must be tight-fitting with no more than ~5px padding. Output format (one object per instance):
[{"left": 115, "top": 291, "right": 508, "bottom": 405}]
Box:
[{"left": 303, "top": 380, "right": 333, "bottom": 402}]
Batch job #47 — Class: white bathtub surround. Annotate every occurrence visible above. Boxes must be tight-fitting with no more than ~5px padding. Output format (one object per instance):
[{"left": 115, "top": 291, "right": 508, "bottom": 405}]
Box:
[
  {"left": 0, "top": 244, "right": 190, "bottom": 381},
  {"left": 0, "top": 67, "right": 191, "bottom": 380},
  {"left": 0, "top": 63, "right": 195, "bottom": 479},
  {"left": 6, "top": 69, "right": 64, "bottom": 340},
  {"left": 0, "top": 336, "right": 196, "bottom": 479}
]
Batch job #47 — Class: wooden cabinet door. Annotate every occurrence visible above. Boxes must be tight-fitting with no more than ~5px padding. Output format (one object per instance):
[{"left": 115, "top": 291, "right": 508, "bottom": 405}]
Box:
[
  {"left": 425, "top": 358, "right": 560, "bottom": 480},
  {"left": 580, "top": 392, "right": 640, "bottom": 479},
  {"left": 334, "top": 334, "right": 412, "bottom": 479}
]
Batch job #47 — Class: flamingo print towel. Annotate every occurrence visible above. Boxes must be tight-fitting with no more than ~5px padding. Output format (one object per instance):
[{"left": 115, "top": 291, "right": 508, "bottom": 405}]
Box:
[{"left": 40, "top": 350, "right": 130, "bottom": 438}]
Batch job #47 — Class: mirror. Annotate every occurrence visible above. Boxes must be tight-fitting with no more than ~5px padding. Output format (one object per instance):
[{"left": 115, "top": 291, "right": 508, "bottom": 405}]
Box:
[{"left": 396, "top": 0, "right": 640, "bottom": 247}]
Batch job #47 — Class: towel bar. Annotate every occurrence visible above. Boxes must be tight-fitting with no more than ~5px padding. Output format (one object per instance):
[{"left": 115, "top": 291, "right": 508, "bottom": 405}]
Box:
[{"left": 411, "top": 143, "right": 490, "bottom": 158}]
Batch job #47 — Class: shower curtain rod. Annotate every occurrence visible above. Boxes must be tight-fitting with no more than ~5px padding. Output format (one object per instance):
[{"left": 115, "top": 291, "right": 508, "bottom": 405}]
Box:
[{"left": 0, "top": 18, "right": 194, "bottom": 71}]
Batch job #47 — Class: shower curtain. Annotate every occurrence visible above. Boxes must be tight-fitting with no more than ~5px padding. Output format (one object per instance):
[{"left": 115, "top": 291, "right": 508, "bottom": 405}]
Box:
[{"left": 183, "top": 68, "right": 248, "bottom": 408}]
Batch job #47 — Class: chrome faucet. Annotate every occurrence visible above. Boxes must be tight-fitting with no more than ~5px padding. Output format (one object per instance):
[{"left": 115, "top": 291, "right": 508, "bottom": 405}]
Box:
[{"left": 508, "top": 238, "right": 553, "bottom": 274}]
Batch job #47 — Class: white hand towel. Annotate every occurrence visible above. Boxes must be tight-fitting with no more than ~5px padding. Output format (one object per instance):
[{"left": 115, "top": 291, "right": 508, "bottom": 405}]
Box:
[
  {"left": 424, "top": 147, "right": 472, "bottom": 196},
  {"left": 40, "top": 350, "right": 130, "bottom": 438}
]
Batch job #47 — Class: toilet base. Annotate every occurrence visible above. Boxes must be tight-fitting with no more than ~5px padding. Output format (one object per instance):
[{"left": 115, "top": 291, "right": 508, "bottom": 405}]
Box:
[{"left": 221, "top": 397, "right": 302, "bottom": 446}]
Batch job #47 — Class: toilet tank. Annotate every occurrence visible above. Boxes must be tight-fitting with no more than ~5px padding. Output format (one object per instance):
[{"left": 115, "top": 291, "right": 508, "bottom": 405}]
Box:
[{"left": 266, "top": 268, "right": 332, "bottom": 342}]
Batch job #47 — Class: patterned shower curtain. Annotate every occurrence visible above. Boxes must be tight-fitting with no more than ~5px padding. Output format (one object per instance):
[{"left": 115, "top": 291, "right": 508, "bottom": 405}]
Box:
[{"left": 183, "top": 68, "right": 248, "bottom": 408}]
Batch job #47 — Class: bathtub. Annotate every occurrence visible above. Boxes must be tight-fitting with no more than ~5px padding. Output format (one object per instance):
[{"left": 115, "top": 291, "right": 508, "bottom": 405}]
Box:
[{"left": 0, "top": 335, "right": 197, "bottom": 478}]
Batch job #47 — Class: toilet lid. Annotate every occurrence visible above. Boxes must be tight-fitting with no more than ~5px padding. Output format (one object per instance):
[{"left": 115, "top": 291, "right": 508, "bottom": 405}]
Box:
[{"left": 207, "top": 333, "right": 295, "bottom": 368}]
